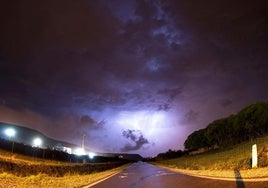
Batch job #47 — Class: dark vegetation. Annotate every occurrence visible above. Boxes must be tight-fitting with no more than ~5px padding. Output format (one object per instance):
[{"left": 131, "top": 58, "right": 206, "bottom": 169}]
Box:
[
  {"left": 0, "top": 137, "right": 126, "bottom": 163},
  {"left": 151, "top": 149, "right": 187, "bottom": 161},
  {"left": 0, "top": 159, "right": 126, "bottom": 177},
  {"left": 184, "top": 101, "right": 268, "bottom": 151}
]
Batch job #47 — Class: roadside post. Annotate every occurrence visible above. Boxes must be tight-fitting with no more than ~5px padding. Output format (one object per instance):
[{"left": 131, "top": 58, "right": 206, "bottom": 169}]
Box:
[{"left": 252, "top": 144, "right": 258, "bottom": 168}]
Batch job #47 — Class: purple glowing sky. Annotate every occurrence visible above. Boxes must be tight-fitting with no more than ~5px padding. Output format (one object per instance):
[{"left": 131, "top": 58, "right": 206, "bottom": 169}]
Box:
[{"left": 0, "top": 0, "right": 268, "bottom": 157}]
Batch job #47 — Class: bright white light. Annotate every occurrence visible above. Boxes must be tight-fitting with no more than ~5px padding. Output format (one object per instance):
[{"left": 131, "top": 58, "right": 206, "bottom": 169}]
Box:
[
  {"left": 88, "top": 152, "right": 96, "bottom": 159},
  {"left": 116, "top": 110, "right": 167, "bottom": 136},
  {"left": 4, "top": 128, "right": 16, "bottom": 138},
  {"left": 33, "top": 137, "right": 42, "bottom": 147},
  {"left": 63, "top": 147, "right": 72, "bottom": 154},
  {"left": 74, "top": 148, "right": 85, "bottom": 156}
]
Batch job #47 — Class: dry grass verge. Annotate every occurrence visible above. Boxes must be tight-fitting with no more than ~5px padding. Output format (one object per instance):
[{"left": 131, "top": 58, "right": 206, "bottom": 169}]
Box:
[
  {"left": 156, "top": 163, "right": 268, "bottom": 179},
  {"left": 155, "top": 137, "right": 268, "bottom": 170},
  {"left": 0, "top": 163, "right": 130, "bottom": 188},
  {"left": 153, "top": 136, "right": 268, "bottom": 179}
]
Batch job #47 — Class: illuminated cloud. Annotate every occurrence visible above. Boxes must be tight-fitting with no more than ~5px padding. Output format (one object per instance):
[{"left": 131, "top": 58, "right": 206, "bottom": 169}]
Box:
[{"left": 121, "top": 129, "right": 149, "bottom": 152}]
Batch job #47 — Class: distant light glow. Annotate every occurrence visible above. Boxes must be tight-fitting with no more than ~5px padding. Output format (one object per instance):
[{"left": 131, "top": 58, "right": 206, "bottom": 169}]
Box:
[
  {"left": 4, "top": 128, "right": 16, "bottom": 138},
  {"left": 33, "top": 137, "right": 42, "bottom": 147},
  {"left": 63, "top": 146, "right": 72, "bottom": 154},
  {"left": 74, "top": 147, "right": 85, "bottom": 156},
  {"left": 88, "top": 152, "right": 96, "bottom": 159}
]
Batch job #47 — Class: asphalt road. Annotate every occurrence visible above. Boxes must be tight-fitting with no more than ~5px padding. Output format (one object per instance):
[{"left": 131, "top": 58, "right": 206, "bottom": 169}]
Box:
[{"left": 88, "top": 162, "right": 268, "bottom": 188}]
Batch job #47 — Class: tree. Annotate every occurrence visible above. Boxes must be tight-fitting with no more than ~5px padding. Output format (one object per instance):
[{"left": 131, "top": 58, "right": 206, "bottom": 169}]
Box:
[
  {"left": 184, "top": 128, "right": 208, "bottom": 150},
  {"left": 184, "top": 101, "right": 268, "bottom": 151}
]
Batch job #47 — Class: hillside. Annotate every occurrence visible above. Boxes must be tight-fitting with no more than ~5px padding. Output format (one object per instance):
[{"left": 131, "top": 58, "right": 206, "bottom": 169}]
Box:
[
  {"left": 0, "top": 122, "right": 77, "bottom": 149},
  {"left": 156, "top": 135, "right": 268, "bottom": 171}
]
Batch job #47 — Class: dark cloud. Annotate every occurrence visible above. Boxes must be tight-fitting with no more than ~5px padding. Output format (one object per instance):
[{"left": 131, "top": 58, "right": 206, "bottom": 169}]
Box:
[
  {"left": 121, "top": 129, "right": 149, "bottom": 152},
  {"left": 169, "top": 0, "right": 268, "bottom": 46},
  {"left": 184, "top": 109, "right": 199, "bottom": 123},
  {"left": 157, "top": 88, "right": 182, "bottom": 102},
  {"left": 220, "top": 99, "right": 233, "bottom": 108},
  {"left": 166, "top": 0, "right": 268, "bottom": 80},
  {"left": 0, "top": 0, "right": 268, "bottom": 156},
  {"left": 157, "top": 103, "right": 170, "bottom": 111},
  {"left": 0, "top": 0, "right": 119, "bottom": 56},
  {"left": 80, "top": 115, "right": 104, "bottom": 130}
]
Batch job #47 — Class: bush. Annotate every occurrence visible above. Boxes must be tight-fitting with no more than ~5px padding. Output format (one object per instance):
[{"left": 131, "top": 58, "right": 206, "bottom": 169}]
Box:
[{"left": 258, "top": 145, "right": 268, "bottom": 167}]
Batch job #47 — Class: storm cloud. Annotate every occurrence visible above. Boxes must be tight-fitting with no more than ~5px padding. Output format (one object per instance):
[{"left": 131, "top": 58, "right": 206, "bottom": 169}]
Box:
[
  {"left": 0, "top": 0, "right": 267, "bottom": 156},
  {"left": 121, "top": 129, "right": 149, "bottom": 152}
]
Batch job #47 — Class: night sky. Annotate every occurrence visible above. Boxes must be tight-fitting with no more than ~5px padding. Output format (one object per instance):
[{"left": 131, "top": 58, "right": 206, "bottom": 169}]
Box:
[{"left": 0, "top": 0, "right": 268, "bottom": 157}]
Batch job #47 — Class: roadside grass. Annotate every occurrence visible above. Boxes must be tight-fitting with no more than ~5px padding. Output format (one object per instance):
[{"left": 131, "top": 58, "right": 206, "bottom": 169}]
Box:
[
  {"left": 155, "top": 136, "right": 268, "bottom": 171},
  {"left": 157, "top": 165, "right": 268, "bottom": 179},
  {"left": 0, "top": 148, "right": 72, "bottom": 166},
  {"left": 0, "top": 164, "right": 130, "bottom": 188}
]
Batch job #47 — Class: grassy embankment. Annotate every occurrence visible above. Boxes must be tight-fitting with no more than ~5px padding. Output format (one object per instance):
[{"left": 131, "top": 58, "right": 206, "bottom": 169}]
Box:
[
  {"left": 0, "top": 148, "right": 130, "bottom": 188},
  {"left": 154, "top": 136, "right": 268, "bottom": 178}
]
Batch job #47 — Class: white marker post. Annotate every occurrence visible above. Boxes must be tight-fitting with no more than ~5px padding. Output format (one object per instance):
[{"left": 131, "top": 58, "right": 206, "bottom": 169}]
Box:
[{"left": 252, "top": 144, "right": 258, "bottom": 168}]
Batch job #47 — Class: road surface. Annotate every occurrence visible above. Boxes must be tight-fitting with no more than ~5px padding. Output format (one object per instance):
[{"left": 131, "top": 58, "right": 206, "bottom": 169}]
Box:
[{"left": 88, "top": 162, "right": 268, "bottom": 188}]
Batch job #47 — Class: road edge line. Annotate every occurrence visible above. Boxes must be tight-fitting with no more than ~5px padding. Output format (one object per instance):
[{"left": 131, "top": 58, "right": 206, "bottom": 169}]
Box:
[
  {"left": 81, "top": 170, "right": 122, "bottom": 188},
  {"left": 81, "top": 163, "right": 133, "bottom": 188}
]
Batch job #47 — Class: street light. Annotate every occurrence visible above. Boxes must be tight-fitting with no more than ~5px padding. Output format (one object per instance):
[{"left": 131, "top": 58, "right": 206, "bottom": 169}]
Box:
[
  {"left": 4, "top": 128, "right": 16, "bottom": 153},
  {"left": 4, "top": 128, "right": 16, "bottom": 138}
]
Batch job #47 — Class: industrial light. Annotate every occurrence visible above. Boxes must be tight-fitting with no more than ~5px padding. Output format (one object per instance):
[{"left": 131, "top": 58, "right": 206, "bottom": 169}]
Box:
[
  {"left": 74, "top": 147, "right": 85, "bottom": 156},
  {"left": 33, "top": 137, "right": 42, "bottom": 147},
  {"left": 88, "top": 152, "right": 96, "bottom": 159}
]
